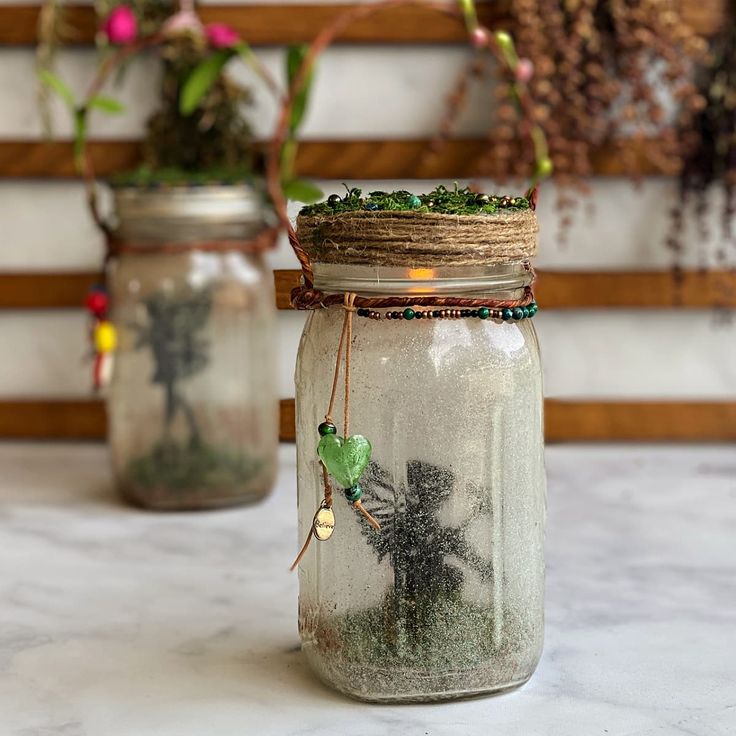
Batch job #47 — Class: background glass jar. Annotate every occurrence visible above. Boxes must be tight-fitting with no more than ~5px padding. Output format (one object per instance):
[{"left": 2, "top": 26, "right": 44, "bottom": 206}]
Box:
[
  {"left": 295, "top": 263, "right": 545, "bottom": 702},
  {"left": 106, "top": 184, "right": 278, "bottom": 510}
]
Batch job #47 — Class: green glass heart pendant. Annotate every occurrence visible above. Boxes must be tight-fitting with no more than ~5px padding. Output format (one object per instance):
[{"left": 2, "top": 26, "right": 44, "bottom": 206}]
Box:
[{"left": 317, "top": 434, "right": 372, "bottom": 488}]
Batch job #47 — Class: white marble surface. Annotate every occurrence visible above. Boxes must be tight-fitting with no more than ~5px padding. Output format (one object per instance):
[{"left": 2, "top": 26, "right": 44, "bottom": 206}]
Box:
[{"left": 1, "top": 442, "right": 735, "bottom": 735}]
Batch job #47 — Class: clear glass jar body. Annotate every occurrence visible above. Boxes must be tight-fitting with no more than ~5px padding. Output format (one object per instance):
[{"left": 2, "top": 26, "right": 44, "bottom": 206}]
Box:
[
  {"left": 295, "top": 264, "right": 545, "bottom": 702},
  {"left": 107, "top": 249, "right": 278, "bottom": 510}
]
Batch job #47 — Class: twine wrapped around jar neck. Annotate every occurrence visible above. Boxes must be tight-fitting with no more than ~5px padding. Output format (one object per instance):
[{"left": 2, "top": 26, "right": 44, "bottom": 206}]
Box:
[
  {"left": 291, "top": 208, "right": 538, "bottom": 309},
  {"left": 296, "top": 209, "right": 538, "bottom": 268}
]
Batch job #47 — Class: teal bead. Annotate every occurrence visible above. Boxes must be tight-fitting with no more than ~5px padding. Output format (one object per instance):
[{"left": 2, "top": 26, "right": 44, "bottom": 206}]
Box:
[
  {"left": 512, "top": 307, "right": 524, "bottom": 320},
  {"left": 403, "top": 307, "right": 415, "bottom": 320},
  {"left": 501, "top": 308, "right": 513, "bottom": 321},
  {"left": 529, "top": 302, "right": 538, "bottom": 316},
  {"left": 408, "top": 195, "right": 422, "bottom": 208},
  {"left": 478, "top": 307, "right": 490, "bottom": 320},
  {"left": 318, "top": 421, "right": 337, "bottom": 436},
  {"left": 522, "top": 306, "right": 531, "bottom": 318},
  {"left": 344, "top": 484, "right": 362, "bottom": 502}
]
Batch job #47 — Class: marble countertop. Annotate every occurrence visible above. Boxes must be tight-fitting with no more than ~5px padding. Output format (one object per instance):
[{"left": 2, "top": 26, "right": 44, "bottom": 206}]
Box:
[{"left": 1, "top": 442, "right": 735, "bottom": 736}]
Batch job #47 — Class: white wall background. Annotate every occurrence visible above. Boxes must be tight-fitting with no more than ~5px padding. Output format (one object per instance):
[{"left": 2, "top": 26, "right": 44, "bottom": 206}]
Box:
[{"left": 1, "top": 14, "right": 735, "bottom": 402}]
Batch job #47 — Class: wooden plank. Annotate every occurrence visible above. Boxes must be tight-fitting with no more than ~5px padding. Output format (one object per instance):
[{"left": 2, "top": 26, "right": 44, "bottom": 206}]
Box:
[
  {"left": 0, "top": 1, "right": 721, "bottom": 46},
  {"left": 0, "top": 272, "right": 103, "bottom": 309},
  {"left": 0, "top": 138, "right": 677, "bottom": 179},
  {"left": 544, "top": 399, "right": 736, "bottom": 443},
  {"left": 0, "top": 399, "right": 106, "bottom": 440},
  {"left": 0, "top": 141, "right": 141, "bottom": 179},
  {"left": 0, "top": 269, "right": 733, "bottom": 310},
  {"left": 535, "top": 270, "right": 736, "bottom": 310},
  {"left": 0, "top": 398, "right": 732, "bottom": 442},
  {"left": 275, "top": 269, "right": 736, "bottom": 310}
]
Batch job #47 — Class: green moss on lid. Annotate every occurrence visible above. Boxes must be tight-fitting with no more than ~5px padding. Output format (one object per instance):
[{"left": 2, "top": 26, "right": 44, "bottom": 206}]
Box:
[{"left": 299, "top": 185, "right": 530, "bottom": 217}]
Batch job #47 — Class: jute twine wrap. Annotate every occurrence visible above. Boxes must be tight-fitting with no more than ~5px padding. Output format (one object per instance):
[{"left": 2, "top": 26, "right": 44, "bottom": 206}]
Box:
[{"left": 296, "top": 209, "right": 538, "bottom": 267}]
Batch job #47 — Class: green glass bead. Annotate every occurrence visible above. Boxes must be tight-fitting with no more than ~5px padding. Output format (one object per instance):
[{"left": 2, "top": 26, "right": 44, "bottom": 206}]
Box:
[
  {"left": 318, "top": 421, "right": 337, "bottom": 436},
  {"left": 478, "top": 307, "right": 490, "bottom": 320},
  {"left": 512, "top": 307, "right": 524, "bottom": 320},
  {"left": 522, "top": 306, "right": 531, "bottom": 318},
  {"left": 501, "top": 308, "right": 513, "bottom": 321},
  {"left": 408, "top": 195, "right": 422, "bottom": 208},
  {"left": 529, "top": 302, "right": 538, "bottom": 316},
  {"left": 344, "top": 484, "right": 363, "bottom": 502},
  {"left": 403, "top": 308, "right": 415, "bottom": 320}
]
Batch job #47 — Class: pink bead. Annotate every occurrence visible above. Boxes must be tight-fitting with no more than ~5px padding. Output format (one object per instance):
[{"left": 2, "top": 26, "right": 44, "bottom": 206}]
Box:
[
  {"left": 515, "top": 58, "right": 535, "bottom": 83},
  {"left": 470, "top": 27, "right": 490, "bottom": 49},
  {"left": 102, "top": 6, "right": 137, "bottom": 45},
  {"left": 206, "top": 23, "right": 241, "bottom": 49}
]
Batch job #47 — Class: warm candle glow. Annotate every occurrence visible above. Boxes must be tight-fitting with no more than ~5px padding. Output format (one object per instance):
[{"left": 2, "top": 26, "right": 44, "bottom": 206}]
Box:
[{"left": 408, "top": 268, "right": 436, "bottom": 281}]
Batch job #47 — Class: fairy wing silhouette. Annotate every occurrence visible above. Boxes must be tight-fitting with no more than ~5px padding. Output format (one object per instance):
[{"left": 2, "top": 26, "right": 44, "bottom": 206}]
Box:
[
  {"left": 132, "top": 290, "right": 212, "bottom": 383},
  {"left": 360, "top": 461, "right": 403, "bottom": 562},
  {"left": 360, "top": 458, "right": 494, "bottom": 585}
]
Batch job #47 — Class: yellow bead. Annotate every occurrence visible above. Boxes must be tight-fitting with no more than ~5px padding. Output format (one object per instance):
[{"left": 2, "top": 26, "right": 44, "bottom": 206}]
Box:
[{"left": 94, "top": 321, "right": 118, "bottom": 353}]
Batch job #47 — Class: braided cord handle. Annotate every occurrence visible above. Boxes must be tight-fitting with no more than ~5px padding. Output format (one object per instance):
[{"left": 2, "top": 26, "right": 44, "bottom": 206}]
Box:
[
  {"left": 265, "top": 0, "right": 544, "bottom": 289},
  {"left": 76, "top": 35, "right": 164, "bottom": 236}
]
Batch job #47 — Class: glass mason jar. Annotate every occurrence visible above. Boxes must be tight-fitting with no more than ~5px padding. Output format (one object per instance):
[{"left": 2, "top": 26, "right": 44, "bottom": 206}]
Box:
[
  {"left": 106, "top": 184, "right": 278, "bottom": 510},
  {"left": 295, "top": 261, "right": 545, "bottom": 702}
]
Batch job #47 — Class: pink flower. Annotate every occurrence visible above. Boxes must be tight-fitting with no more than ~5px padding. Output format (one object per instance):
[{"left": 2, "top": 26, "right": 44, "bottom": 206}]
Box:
[
  {"left": 206, "top": 23, "right": 240, "bottom": 49},
  {"left": 162, "top": 9, "right": 203, "bottom": 38},
  {"left": 515, "top": 58, "right": 534, "bottom": 84},
  {"left": 102, "top": 6, "right": 137, "bottom": 45}
]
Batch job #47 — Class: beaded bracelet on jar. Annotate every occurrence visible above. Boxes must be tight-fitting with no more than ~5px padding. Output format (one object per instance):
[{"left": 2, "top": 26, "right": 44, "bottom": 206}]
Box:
[{"left": 357, "top": 303, "right": 539, "bottom": 322}]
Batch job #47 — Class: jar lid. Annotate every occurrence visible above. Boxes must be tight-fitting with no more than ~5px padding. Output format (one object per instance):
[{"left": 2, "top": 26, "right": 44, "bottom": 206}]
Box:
[{"left": 111, "top": 183, "right": 268, "bottom": 245}]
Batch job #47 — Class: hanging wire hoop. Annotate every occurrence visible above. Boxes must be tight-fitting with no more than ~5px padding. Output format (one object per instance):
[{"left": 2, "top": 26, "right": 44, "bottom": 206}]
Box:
[{"left": 264, "top": 0, "right": 545, "bottom": 298}]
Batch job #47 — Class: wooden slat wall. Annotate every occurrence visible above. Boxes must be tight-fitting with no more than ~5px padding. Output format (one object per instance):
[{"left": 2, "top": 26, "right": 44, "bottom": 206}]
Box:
[
  {"left": 0, "top": 2, "right": 733, "bottom": 443},
  {"left": 0, "top": 269, "right": 733, "bottom": 442},
  {"left": 0, "top": 1, "right": 722, "bottom": 45},
  {"left": 0, "top": 270, "right": 734, "bottom": 310},
  {"left": 1, "top": 398, "right": 734, "bottom": 443},
  {"left": 274, "top": 269, "right": 736, "bottom": 310},
  {"left": 0, "top": 139, "right": 675, "bottom": 179}
]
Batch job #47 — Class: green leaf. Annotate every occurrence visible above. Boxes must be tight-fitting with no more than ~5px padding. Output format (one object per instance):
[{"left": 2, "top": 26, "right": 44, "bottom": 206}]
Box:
[
  {"left": 73, "top": 108, "right": 87, "bottom": 173},
  {"left": 38, "top": 69, "right": 76, "bottom": 111},
  {"left": 88, "top": 95, "right": 125, "bottom": 114},
  {"left": 286, "top": 44, "right": 314, "bottom": 135},
  {"left": 282, "top": 178, "right": 323, "bottom": 203},
  {"left": 179, "top": 50, "right": 233, "bottom": 117}
]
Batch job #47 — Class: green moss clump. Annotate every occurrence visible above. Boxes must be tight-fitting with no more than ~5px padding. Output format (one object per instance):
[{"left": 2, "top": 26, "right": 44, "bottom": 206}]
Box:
[
  {"left": 299, "top": 184, "right": 531, "bottom": 217},
  {"left": 331, "top": 594, "right": 525, "bottom": 670},
  {"left": 126, "top": 439, "right": 262, "bottom": 492}
]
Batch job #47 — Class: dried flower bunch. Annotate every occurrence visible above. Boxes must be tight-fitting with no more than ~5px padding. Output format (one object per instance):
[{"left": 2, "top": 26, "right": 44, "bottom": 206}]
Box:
[
  {"left": 505, "top": 0, "right": 707, "bottom": 188},
  {"left": 437, "top": 0, "right": 707, "bottom": 223}
]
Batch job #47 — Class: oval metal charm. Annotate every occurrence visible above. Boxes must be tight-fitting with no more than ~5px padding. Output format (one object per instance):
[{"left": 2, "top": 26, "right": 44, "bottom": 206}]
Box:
[{"left": 312, "top": 505, "right": 335, "bottom": 541}]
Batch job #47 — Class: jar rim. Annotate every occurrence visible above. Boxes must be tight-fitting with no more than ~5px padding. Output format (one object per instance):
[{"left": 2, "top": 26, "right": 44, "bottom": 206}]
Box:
[{"left": 312, "top": 262, "right": 532, "bottom": 296}]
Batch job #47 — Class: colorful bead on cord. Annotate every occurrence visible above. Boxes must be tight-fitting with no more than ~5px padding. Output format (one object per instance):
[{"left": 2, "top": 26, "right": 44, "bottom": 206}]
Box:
[{"left": 86, "top": 285, "right": 117, "bottom": 391}]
